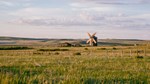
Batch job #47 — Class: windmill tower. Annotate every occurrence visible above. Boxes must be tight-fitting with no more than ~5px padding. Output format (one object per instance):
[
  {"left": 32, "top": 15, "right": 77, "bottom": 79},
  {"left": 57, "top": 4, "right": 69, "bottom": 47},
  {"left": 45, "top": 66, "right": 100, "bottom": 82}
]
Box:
[{"left": 86, "top": 32, "right": 98, "bottom": 46}]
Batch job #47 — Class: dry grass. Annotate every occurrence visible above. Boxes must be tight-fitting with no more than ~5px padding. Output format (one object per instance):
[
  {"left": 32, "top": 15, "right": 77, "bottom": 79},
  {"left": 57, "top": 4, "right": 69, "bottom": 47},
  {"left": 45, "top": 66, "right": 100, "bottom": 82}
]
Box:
[{"left": 0, "top": 45, "right": 150, "bottom": 83}]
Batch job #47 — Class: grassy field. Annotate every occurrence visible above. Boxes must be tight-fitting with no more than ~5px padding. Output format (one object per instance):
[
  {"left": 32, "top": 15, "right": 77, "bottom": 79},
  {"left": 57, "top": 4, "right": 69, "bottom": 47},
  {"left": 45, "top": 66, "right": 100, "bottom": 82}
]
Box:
[{"left": 0, "top": 44, "right": 150, "bottom": 84}]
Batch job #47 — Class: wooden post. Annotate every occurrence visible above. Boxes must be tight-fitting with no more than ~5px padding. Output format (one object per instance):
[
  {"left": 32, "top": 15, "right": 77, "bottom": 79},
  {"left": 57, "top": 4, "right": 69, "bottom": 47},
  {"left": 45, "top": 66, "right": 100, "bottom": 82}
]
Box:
[
  {"left": 136, "top": 49, "right": 139, "bottom": 56},
  {"left": 121, "top": 50, "right": 123, "bottom": 57},
  {"left": 144, "top": 48, "right": 146, "bottom": 56},
  {"left": 130, "top": 50, "right": 132, "bottom": 56},
  {"left": 111, "top": 50, "right": 113, "bottom": 56},
  {"left": 147, "top": 42, "right": 149, "bottom": 48},
  {"left": 105, "top": 50, "right": 109, "bottom": 59},
  {"left": 106, "top": 50, "right": 108, "bottom": 57}
]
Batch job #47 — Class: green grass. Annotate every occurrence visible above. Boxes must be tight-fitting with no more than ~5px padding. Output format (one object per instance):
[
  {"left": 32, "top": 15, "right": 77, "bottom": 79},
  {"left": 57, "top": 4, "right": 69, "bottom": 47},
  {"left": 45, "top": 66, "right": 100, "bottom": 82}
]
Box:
[
  {"left": 0, "top": 45, "right": 150, "bottom": 84},
  {"left": 0, "top": 46, "right": 32, "bottom": 50}
]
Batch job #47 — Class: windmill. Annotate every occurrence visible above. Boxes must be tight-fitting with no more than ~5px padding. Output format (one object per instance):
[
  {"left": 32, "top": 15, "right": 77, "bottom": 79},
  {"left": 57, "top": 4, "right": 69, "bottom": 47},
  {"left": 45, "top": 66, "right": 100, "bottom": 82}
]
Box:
[{"left": 86, "top": 32, "right": 98, "bottom": 46}]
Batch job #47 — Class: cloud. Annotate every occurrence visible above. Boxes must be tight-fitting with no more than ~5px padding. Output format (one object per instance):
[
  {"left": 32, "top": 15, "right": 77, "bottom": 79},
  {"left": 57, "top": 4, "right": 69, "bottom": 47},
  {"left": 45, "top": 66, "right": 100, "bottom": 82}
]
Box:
[
  {"left": 9, "top": 9, "right": 150, "bottom": 31},
  {"left": 139, "top": 0, "right": 150, "bottom": 3},
  {"left": 1, "top": 0, "right": 149, "bottom": 30},
  {"left": 11, "top": 16, "right": 96, "bottom": 26},
  {"left": 10, "top": 7, "right": 64, "bottom": 18},
  {"left": 0, "top": 0, "right": 32, "bottom": 2},
  {"left": 5, "top": 4, "right": 149, "bottom": 30},
  {"left": 0, "top": 0, "right": 33, "bottom": 9},
  {"left": 9, "top": 7, "right": 97, "bottom": 25},
  {"left": 73, "top": 0, "right": 150, "bottom": 5},
  {"left": 0, "top": 1, "right": 14, "bottom": 6},
  {"left": 72, "top": 6, "right": 114, "bottom": 12},
  {"left": 0, "top": 0, "right": 149, "bottom": 39}
]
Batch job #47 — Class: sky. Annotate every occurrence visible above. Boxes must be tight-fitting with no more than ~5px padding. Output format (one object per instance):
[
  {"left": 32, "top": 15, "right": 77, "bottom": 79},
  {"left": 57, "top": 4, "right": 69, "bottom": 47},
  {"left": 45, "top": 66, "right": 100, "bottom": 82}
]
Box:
[{"left": 0, "top": 0, "right": 150, "bottom": 39}]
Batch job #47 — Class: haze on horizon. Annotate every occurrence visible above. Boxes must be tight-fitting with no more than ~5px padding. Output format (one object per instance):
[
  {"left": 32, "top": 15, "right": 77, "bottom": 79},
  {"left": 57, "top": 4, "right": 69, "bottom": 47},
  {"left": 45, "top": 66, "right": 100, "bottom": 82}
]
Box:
[{"left": 0, "top": 0, "right": 150, "bottom": 40}]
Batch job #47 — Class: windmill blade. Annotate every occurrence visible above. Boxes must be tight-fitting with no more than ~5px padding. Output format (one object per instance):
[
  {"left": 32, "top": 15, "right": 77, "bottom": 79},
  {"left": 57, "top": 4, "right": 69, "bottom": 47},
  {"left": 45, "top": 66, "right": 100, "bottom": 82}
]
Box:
[
  {"left": 90, "top": 40, "right": 92, "bottom": 45},
  {"left": 92, "top": 38, "right": 97, "bottom": 43},
  {"left": 87, "top": 32, "right": 92, "bottom": 38},
  {"left": 92, "top": 32, "right": 96, "bottom": 37},
  {"left": 86, "top": 39, "right": 91, "bottom": 43}
]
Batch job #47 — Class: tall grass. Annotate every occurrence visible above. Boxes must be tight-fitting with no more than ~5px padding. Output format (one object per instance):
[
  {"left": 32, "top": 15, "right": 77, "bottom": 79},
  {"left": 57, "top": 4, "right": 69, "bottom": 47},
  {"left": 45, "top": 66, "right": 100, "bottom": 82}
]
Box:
[{"left": 0, "top": 45, "right": 149, "bottom": 83}]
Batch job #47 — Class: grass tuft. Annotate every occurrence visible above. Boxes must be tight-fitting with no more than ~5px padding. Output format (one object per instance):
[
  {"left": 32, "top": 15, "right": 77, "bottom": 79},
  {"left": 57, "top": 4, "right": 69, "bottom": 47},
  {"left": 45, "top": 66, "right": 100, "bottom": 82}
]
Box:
[
  {"left": 136, "top": 56, "right": 144, "bottom": 59},
  {"left": 73, "top": 52, "right": 81, "bottom": 55}
]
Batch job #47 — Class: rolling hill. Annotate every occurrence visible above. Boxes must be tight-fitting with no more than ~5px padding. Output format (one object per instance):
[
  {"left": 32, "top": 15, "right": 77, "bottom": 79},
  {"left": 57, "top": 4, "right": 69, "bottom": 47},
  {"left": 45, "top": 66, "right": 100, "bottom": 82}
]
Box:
[{"left": 0, "top": 36, "right": 149, "bottom": 46}]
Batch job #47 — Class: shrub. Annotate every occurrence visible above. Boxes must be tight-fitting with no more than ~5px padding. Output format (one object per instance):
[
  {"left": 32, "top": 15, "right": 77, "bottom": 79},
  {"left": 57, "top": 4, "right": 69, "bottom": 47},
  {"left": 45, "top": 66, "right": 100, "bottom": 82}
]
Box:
[
  {"left": 54, "top": 52, "right": 59, "bottom": 55},
  {"left": 38, "top": 49, "right": 69, "bottom": 51},
  {"left": 73, "top": 52, "right": 81, "bottom": 55},
  {"left": 97, "top": 48, "right": 106, "bottom": 50},
  {"left": 112, "top": 47, "right": 117, "bottom": 50},
  {"left": 60, "top": 49, "right": 69, "bottom": 51},
  {"left": 84, "top": 48, "right": 88, "bottom": 50},
  {"left": 136, "top": 56, "right": 144, "bottom": 59}
]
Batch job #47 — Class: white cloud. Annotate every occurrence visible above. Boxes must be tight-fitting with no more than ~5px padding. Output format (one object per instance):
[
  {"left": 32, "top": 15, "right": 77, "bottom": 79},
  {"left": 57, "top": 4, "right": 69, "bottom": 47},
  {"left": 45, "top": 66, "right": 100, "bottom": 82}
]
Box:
[
  {"left": 9, "top": 9, "right": 150, "bottom": 31},
  {"left": 10, "top": 7, "right": 64, "bottom": 18},
  {"left": 0, "top": 0, "right": 32, "bottom": 2},
  {"left": 73, "top": 0, "right": 150, "bottom": 5},
  {"left": 70, "top": 3, "right": 83, "bottom": 7},
  {"left": 0, "top": 0, "right": 149, "bottom": 39},
  {"left": 5, "top": 4, "right": 149, "bottom": 30},
  {"left": 0, "top": 1, "right": 14, "bottom": 6}
]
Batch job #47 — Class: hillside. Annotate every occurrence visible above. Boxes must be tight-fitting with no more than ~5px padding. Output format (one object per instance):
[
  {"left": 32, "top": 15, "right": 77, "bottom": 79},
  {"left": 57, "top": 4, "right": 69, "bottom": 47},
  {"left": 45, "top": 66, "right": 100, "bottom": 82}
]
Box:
[{"left": 0, "top": 36, "right": 149, "bottom": 46}]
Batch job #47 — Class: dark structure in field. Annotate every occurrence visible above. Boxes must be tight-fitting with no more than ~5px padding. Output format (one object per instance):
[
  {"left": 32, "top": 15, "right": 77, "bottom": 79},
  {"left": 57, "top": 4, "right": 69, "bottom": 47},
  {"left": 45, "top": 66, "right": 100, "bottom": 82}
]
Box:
[
  {"left": 86, "top": 32, "right": 98, "bottom": 46},
  {"left": 58, "top": 42, "right": 72, "bottom": 47},
  {"left": 58, "top": 42, "right": 82, "bottom": 47}
]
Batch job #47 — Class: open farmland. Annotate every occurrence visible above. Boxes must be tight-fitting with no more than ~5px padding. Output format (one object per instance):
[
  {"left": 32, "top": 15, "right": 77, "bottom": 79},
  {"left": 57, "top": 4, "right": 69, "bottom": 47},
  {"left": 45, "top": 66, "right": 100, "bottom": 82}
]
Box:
[{"left": 0, "top": 37, "right": 150, "bottom": 83}]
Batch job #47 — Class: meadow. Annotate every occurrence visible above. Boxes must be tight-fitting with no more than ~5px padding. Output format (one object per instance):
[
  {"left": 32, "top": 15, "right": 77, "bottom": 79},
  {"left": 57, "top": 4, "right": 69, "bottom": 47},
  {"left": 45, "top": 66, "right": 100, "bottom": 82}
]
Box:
[{"left": 0, "top": 44, "right": 150, "bottom": 84}]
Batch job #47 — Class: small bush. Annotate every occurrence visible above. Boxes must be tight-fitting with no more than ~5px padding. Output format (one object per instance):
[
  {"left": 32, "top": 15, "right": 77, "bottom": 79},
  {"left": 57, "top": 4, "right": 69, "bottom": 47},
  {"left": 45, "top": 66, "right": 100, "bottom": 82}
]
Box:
[
  {"left": 97, "top": 48, "right": 106, "bottom": 50},
  {"left": 84, "top": 48, "right": 88, "bottom": 50},
  {"left": 112, "top": 47, "right": 117, "bottom": 50},
  {"left": 133, "top": 50, "right": 144, "bottom": 53},
  {"left": 60, "top": 49, "right": 69, "bottom": 51},
  {"left": 136, "top": 56, "right": 144, "bottom": 59},
  {"left": 54, "top": 52, "right": 59, "bottom": 55},
  {"left": 73, "top": 52, "right": 81, "bottom": 55}
]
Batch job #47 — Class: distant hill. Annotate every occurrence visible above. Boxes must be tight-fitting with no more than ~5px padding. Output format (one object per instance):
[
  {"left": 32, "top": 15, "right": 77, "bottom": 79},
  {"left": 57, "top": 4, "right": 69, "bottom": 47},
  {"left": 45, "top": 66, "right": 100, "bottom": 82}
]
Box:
[
  {"left": 0, "top": 36, "right": 48, "bottom": 40},
  {"left": 0, "top": 36, "right": 149, "bottom": 46}
]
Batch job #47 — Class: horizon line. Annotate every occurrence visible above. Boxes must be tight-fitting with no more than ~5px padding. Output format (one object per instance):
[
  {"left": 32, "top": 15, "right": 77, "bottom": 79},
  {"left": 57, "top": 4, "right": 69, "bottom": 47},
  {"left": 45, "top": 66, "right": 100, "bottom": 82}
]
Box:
[{"left": 0, "top": 36, "right": 149, "bottom": 40}]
